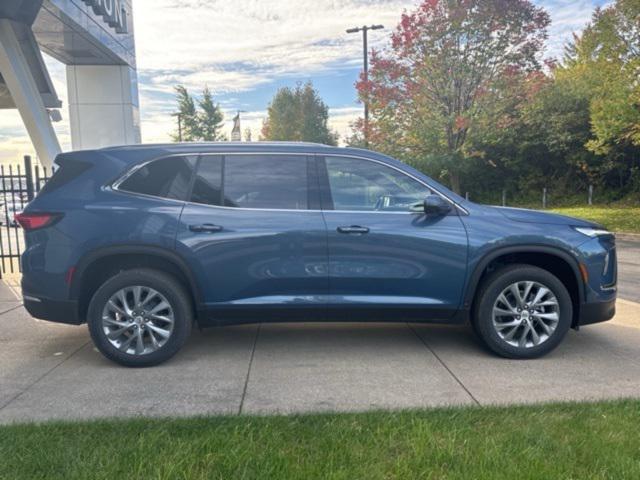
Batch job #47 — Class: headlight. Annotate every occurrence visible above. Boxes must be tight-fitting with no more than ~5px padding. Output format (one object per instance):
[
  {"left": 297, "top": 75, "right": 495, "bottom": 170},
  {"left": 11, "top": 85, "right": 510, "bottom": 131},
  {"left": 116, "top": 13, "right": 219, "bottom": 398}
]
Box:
[{"left": 574, "top": 227, "right": 612, "bottom": 237}]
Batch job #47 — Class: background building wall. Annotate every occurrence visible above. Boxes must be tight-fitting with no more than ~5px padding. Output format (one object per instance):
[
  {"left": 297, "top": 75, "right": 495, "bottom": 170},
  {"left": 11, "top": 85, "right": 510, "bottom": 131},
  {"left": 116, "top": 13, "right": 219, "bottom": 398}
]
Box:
[
  {"left": 67, "top": 64, "right": 140, "bottom": 150},
  {"left": 0, "top": 0, "right": 140, "bottom": 165}
]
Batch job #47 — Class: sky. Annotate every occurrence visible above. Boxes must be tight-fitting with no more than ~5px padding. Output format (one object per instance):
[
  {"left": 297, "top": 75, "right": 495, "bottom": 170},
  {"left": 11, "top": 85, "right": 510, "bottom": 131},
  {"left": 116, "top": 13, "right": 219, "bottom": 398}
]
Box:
[{"left": 0, "top": 0, "right": 611, "bottom": 164}]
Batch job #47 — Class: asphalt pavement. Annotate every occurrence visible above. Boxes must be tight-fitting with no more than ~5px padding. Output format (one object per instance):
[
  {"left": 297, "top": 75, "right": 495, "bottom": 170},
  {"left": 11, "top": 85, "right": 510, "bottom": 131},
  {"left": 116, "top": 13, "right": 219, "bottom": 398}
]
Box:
[{"left": 617, "top": 237, "right": 640, "bottom": 303}]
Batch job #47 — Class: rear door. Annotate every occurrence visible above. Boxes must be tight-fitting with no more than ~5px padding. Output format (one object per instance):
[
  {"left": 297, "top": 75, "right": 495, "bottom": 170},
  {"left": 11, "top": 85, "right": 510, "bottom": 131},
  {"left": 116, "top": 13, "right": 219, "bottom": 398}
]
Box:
[
  {"left": 176, "top": 153, "right": 328, "bottom": 322},
  {"left": 318, "top": 155, "right": 468, "bottom": 320}
]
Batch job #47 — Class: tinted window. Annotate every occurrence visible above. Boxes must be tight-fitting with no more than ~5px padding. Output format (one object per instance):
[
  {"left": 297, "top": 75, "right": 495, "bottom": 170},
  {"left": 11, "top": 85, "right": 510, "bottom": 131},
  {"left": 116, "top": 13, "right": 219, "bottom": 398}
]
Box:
[
  {"left": 118, "top": 156, "right": 197, "bottom": 200},
  {"left": 223, "top": 155, "right": 308, "bottom": 209},
  {"left": 39, "top": 158, "right": 91, "bottom": 196},
  {"left": 325, "top": 156, "right": 431, "bottom": 211},
  {"left": 190, "top": 155, "right": 223, "bottom": 206}
]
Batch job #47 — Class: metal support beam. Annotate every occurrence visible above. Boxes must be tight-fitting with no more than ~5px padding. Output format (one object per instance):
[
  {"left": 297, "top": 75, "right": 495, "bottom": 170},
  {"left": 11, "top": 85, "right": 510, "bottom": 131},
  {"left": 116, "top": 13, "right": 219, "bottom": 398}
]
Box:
[{"left": 0, "top": 19, "right": 61, "bottom": 167}]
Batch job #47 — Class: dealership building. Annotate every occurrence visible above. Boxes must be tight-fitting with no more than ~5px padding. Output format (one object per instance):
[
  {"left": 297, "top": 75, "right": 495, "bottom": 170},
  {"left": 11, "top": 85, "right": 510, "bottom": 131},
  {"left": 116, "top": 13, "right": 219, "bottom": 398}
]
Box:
[{"left": 0, "top": 0, "right": 140, "bottom": 166}]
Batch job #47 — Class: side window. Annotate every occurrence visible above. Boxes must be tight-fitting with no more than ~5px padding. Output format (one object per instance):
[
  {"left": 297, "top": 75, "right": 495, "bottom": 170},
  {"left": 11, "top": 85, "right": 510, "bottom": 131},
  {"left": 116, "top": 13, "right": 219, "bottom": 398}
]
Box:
[
  {"left": 324, "top": 156, "right": 431, "bottom": 211},
  {"left": 190, "top": 155, "right": 223, "bottom": 206},
  {"left": 223, "top": 155, "right": 308, "bottom": 210},
  {"left": 118, "top": 155, "right": 197, "bottom": 200}
]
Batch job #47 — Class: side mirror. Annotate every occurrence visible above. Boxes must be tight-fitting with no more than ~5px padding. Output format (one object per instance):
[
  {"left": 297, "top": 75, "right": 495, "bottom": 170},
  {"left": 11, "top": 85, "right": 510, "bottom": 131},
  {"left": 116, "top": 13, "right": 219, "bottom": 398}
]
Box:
[{"left": 423, "top": 194, "right": 452, "bottom": 216}]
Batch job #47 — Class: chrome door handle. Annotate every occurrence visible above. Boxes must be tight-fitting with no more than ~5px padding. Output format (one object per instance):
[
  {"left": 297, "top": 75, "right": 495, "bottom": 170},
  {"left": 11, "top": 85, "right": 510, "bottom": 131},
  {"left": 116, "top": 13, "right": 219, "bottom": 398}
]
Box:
[
  {"left": 189, "top": 223, "right": 223, "bottom": 233},
  {"left": 337, "top": 225, "right": 370, "bottom": 234}
]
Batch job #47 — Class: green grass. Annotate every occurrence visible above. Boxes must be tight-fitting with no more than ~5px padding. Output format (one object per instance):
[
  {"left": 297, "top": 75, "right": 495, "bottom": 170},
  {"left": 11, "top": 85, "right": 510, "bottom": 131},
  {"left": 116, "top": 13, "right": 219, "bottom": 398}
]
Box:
[
  {"left": 1, "top": 400, "right": 640, "bottom": 479},
  {"left": 548, "top": 206, "right": 640, "bottom": 233}
]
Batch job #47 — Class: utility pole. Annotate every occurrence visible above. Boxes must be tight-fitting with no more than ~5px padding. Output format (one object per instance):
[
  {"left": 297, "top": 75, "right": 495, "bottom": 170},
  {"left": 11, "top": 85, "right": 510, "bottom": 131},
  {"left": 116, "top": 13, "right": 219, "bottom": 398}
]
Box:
[
  {"left": 346, "top": 24, "right": 384, "bottom": 148},
  {"left": 172, "top": 112, "right": 183, "bottom": 142}
]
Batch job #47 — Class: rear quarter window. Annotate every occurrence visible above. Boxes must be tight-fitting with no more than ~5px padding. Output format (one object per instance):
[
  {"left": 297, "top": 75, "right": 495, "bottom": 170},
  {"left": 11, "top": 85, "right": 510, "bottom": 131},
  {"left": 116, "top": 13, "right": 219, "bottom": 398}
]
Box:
[{"left": 38, "top": 158, "right": 92, "bottom": 196}]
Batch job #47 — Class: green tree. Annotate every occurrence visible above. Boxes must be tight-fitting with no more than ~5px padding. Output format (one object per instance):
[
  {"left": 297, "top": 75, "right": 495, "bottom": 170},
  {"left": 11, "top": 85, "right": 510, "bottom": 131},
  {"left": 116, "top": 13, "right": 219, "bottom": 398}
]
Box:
[
  {"left": 171, "top": 85, "right": 200, "bottom": 141},
  {"left": 560, "top": 0, "right": 640, "bottom": 191},
  {"left": 261, "top": 82, "right": 338, "bottom": 145},
  {"left": 198, "top": 86, "right": 226, "bottom": 141},
  {"left": 464, "top": 68, "right": 602, "bottom": 200},
  {"left": 525, "top": 72, "right": 600, "bottom": 186},
  {"left": 565, "top": 0, "right": 640, "bottom": 152},
  {"left": 172, "top": 85, "right": 225, "bottom": 142},
  {"left": 354, "top": 0, "right": 551, "bottom": 193}
]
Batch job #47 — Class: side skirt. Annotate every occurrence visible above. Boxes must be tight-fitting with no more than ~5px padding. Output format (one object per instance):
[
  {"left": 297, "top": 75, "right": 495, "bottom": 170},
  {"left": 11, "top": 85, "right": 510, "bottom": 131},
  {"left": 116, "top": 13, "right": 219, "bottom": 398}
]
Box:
[{"left": 196, "top": 305, "right": 467, "bottom": 328}]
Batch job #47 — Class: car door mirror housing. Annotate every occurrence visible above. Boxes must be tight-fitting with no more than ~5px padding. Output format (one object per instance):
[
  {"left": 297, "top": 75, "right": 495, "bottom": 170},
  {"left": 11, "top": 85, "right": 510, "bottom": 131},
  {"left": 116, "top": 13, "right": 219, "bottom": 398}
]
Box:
[{"left": 423, "top": 195, "right": 452, "bottom": 216}]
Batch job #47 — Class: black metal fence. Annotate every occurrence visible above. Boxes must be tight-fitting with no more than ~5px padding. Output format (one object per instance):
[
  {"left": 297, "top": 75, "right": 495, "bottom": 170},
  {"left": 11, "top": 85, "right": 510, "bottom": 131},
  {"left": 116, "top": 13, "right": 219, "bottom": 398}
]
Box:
[{"left": 0, "top": 156, "right": 54, "bottom": 276}]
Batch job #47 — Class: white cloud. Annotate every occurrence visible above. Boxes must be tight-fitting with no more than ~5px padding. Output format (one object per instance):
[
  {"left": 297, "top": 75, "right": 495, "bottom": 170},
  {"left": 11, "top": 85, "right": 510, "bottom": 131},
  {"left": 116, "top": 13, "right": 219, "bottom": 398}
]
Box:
[
  {"left": 540, "top": 0, "right": 611, "bottom": 60},
  {"left": 131, "top": 0, "right": 414, "bottom": 143},
  {"left": 133, "top": 0, "right": 408, "bottom": 73},
  {"left": 147, "top": 69, "right": 274, "bottom": 95},
  {"left": 328, "top": 106, "right": 363, "bottom": 142},
  {"left": 131, "top": 0, "right": 608, "bottom": 143}
]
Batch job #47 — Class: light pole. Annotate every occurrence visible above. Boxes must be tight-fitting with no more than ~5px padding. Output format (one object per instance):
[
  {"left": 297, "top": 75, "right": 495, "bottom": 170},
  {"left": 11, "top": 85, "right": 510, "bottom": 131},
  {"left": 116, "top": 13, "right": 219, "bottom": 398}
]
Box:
[
  {"left": 172, "top": 112, "right": 183, "bottom": 142},
  {"left": 347, "top": 24, "right": 384, "bottom": 147}
]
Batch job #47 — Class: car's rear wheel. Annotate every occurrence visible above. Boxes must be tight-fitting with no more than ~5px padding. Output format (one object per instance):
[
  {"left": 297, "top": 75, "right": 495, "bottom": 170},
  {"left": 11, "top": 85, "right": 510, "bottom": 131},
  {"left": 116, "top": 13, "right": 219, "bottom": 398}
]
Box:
[
  {"left": 87, "top": 269, "right": 192, "bottom": 367},
  {"left": 472, "top": 264, "right": 572, "bottom": 359}
]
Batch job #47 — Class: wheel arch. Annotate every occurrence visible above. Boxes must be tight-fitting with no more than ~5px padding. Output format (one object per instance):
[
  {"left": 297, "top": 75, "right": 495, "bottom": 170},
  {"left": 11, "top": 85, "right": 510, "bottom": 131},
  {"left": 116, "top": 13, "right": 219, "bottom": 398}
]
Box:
[
  {"left": 464, "top": 245, "right": 585, "bottom": 326},
  {"left": 71, "top": 245, "right": 202, "bottom": 322}
]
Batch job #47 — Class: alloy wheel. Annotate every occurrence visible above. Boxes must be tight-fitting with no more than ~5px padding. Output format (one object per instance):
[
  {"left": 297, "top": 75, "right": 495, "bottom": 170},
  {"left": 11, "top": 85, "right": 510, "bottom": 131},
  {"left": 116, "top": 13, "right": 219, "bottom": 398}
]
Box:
[
  {"left": 101, "top": 286, "right": 175, "bottom": 355},
  {"left": 491, "top": 281, "right": 560, "bottom": 349}
]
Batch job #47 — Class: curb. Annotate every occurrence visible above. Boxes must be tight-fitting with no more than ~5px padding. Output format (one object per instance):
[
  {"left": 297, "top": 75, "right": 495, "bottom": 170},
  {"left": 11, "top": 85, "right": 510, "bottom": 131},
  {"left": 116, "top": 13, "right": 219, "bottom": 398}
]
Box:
[
  {"left": 616, "top": 232, "right": 640, "bottom": 241},
  {"left": 618, "top": 299, "right": 640, "bottom": 307}
]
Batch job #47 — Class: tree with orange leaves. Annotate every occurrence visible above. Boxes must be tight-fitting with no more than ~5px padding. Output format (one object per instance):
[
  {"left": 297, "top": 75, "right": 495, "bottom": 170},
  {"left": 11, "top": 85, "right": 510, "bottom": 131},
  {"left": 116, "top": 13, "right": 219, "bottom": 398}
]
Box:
[{"left": 354, "top": 0, "right": 550, "bottom": 193}]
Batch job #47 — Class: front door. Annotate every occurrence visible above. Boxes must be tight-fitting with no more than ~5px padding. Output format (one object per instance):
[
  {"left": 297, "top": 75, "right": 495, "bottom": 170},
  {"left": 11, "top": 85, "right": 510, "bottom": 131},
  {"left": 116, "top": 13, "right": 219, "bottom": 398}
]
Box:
[
  {"left": 176, "top": 153, "right": 327, "bottom": 322},
  {"left": 318, "top": 155, "right": 468, "bottom": 321}
]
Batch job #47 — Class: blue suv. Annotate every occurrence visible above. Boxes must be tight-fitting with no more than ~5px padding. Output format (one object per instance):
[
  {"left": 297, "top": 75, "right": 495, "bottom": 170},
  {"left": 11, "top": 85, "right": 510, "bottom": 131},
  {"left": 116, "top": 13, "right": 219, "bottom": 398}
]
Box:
[{"left": 17, "top": 143, "right": 617, "bottom": 366}]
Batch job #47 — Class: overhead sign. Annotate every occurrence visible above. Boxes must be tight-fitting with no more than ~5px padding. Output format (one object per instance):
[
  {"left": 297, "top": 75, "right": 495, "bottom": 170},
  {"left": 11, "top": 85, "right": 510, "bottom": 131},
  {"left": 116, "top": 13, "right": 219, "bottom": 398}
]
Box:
[{"left": 82, "top": 0, "right": 128, "bottom": 34}]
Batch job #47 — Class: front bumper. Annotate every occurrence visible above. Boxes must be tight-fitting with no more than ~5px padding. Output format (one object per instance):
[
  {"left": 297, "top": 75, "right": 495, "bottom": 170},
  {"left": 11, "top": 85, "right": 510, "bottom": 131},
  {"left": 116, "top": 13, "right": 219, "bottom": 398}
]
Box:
[
  {"left": 579, "top": 299, "right": 616, "bottom": 326},
  {"left": 575, "top": 234, "right": 617, "bottom": 327},
  {"left": 23, "top": 296, "right": 81, "bottom": 325}
]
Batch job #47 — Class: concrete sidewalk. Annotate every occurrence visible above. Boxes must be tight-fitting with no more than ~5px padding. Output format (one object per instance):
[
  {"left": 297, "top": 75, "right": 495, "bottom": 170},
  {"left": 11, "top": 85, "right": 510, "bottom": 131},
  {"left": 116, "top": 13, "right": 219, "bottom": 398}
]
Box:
[{"left": 1, "top": 292, "right": 639, "bottom": 424}]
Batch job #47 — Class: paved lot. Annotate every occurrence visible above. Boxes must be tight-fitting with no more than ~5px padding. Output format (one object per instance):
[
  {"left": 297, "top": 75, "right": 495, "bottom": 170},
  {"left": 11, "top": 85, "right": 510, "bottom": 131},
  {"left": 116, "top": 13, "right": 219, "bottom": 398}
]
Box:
[{"left": 0, "top": 239, "right": 639, "bottom": 424}]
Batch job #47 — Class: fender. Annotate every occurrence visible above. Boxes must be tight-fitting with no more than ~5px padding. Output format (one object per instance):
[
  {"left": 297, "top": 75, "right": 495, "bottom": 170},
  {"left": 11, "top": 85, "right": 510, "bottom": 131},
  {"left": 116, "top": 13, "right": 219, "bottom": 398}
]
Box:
[
  {"left": 461, "top": 244, "right": 585, "bottom": 309},
  {"left": 70, "top": 244, "right": 203, "bottom": 306}
]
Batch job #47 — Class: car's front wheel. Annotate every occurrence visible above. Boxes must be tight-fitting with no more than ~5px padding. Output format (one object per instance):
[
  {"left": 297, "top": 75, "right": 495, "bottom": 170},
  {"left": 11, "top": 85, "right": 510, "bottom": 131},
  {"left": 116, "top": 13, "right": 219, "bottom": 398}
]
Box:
[
  {"left": 473, "top": 264, "right": 573, "bottom": 359},
  {"left": 87, "top": 269, "right": 192, "bottom": 367}
]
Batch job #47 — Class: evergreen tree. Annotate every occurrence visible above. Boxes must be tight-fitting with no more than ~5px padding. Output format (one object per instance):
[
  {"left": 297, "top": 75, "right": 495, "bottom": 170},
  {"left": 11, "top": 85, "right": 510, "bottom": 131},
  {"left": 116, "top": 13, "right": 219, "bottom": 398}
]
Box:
[
  {"left": 171, "top": 85, "right": 200, "bottom": 141},
  {"left": 198, "top": 86, "right": 225, "bottom": 141},
  {"left": 172, "top": 85, "right": 225, "bottom": 142}
]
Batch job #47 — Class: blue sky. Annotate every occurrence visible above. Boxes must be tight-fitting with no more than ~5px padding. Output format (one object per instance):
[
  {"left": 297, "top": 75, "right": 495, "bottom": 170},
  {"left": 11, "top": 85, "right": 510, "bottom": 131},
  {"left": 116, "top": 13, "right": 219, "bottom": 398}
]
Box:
[{"left": 0, "top": 0, "right": 611, "bottom": 162}]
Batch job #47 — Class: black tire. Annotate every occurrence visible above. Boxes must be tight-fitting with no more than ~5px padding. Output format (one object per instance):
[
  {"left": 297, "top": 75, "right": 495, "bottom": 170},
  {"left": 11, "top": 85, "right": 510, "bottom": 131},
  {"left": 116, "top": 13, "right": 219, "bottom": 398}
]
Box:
[
  {"left": 472, "top": 264, "right": 572, "bottom": 359},
  {"left": 87, "top": 268, "right": 193, "bottom": 367}
]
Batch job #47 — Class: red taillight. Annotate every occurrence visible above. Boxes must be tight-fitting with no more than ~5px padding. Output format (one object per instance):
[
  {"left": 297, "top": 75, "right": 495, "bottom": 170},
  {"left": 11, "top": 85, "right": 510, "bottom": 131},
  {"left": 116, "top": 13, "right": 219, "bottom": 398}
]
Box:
[
  {"left": 14, "top": 212, "right": 60, "bottom": 230},
  {"left": 65, "top": 266, "right": 76, "bottom": 285}
]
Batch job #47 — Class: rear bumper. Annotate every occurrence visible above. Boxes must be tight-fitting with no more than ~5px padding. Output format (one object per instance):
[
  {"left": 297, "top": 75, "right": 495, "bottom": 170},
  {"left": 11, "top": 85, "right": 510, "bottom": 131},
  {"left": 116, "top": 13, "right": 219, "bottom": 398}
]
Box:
[
  {"left": 23, "top": 296, "right": 81, "bottom": 325},
  {"left": 579, "top": 299, "right": 616, "bottom": 326}
]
